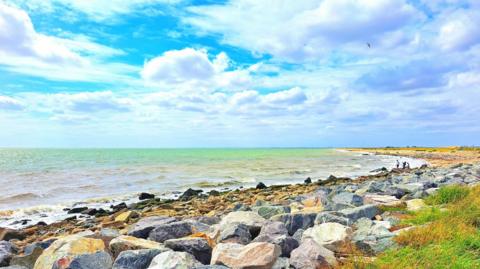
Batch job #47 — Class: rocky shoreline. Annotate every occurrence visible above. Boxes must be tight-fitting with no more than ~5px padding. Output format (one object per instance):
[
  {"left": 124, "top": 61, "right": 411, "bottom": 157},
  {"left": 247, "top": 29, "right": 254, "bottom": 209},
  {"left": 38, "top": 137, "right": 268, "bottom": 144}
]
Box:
[{"left": 0, "top": 159, "right": 479, "bottom": 268}]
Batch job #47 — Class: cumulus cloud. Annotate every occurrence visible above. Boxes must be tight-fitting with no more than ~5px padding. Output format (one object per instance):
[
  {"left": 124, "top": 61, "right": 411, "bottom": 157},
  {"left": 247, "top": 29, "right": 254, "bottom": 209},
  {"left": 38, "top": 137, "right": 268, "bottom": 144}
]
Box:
[
  {"left": 0, "top": 96, "right": 24, "bottom": 110},
  {"left": 0, "top": 2, "right": 83, "bottom": 65},
  {"left": 436, "top": 9, "right": 480, "bottom": 51},
  {"left": 184, "top": 0, "right": 422, "bottom": 61}
]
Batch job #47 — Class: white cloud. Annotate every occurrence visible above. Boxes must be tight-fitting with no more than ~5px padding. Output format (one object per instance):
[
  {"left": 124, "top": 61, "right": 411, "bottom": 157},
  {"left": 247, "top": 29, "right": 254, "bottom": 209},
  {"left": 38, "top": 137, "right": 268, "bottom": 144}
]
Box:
[
  {"left": 263, "top": 87, "right": 306, "bottom": 106},
  {"left": 436, "top": 9, "right": 480, "bottom": 51},
  {"left": 184, "top": 0, "right": 422, "bottom": 61},
  {"left": 0, "top": 2, "right": 83, "bottom": 65},
  {"left": 141, "top": 48, "right": 254, "bottom": 91},
  {"left": 0, "top": 96, "right": 24, "bottom": 110},
  {"left": 0, "top": 3, "right": 138, "bottom": 83}
]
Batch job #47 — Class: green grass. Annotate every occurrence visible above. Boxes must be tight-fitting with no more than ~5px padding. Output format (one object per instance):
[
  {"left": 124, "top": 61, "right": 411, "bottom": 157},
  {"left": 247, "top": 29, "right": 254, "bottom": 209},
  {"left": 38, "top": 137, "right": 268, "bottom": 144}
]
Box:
[
  {"left": 425, "top": 185, "right": 470, "bottom": 205},
  {"left": 341, "top": 184, "right": 480, "bottom": 269},
  {"left": 401, "top": 207, "right": 447, "bottom": 225}
]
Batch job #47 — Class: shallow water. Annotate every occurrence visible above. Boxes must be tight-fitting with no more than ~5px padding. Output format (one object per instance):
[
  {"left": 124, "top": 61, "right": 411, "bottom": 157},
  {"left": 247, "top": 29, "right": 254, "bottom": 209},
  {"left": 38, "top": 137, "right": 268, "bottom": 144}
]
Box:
[{"left": 0, "top": 148, "right": 424, "bottom": 228}]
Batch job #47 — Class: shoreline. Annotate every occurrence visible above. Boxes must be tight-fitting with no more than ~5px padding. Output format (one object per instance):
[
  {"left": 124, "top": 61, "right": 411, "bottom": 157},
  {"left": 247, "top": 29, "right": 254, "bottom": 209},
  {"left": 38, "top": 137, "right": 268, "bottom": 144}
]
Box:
[{"left": 0, "top": 149, "right": 477, "bottom": 268}]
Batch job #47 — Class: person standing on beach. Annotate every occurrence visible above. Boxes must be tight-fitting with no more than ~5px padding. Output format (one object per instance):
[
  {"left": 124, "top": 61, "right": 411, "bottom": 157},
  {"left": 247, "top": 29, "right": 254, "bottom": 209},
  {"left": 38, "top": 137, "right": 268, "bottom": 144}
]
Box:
[
  {"left": 402, "top": 161, "right": 407, "bottom": 169},
  {"left": 396, "top": 160, "right": 400, "bottom": 169}
]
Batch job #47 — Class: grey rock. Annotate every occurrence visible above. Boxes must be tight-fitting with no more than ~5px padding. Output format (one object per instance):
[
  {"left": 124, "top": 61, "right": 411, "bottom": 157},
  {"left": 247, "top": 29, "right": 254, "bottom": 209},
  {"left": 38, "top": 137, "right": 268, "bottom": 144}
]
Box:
[
  {"left": 128, "top": 216, "right": 176, "bottom": 239},
  {"left": 219, "top": 211, "right": 266, "bottom": 236},
  {"left": 289, "top": 238, "right": 336, "bottom": 269},
  {"left": 53, "top": 251, "right": 113, "bottom": 269},
  {"left": 0, "top": 241, "right": 17, "bottom": 266},
  {"left": 270, "top": 212, "right": 317, "bottom": 235},
  {"left": 0, "top": 266, "right": 28, "bottom": 269},
  {"left": 112, "top": 249, "right": 162, "bottom": 269},
  {"left": 253, "top": 221, "right": 298, "bottom": 257},
  {"left": 148, "top": 250, "right": 201, "bottom": 269},
  {"left": 164, "top": 238, "right": 212, "bottom": 264},
  {"left": 314, "top": 212, "right": 351, "bottom": 226},
  {"left": 218, "top": 223, "right": 251, "bottom": 245},
  {"left": 339, "top": 204, "right": 380, "bottom": 222},
  {"left": 252, "top": 205, "right": 291, "bottom": 219},
  {"left": 352, "top": 218, "right": 395, "bottom": 254},
  {"left": 292, "top": 229, "right": 304, "bottom": 242},
  {"left": 332, "top": 192, "right": 364, "bottom": 207},
  {"left": 148, "top": 221, "right": 195, "bottom": 243},
  {"left": 195, "top": 216, "right": 221, "bottom": 225},
  {"left": 100, "top": 228, "right": 121, "bottom": 238},
  {"left": 192, "top": 266, "right": 229, "bottom": 269},
  {"left": 394, "top": 183, "right": 424, "bottom": 194},
  {"left": 272, "top": 257, "right": 290, "bottom": 269}
]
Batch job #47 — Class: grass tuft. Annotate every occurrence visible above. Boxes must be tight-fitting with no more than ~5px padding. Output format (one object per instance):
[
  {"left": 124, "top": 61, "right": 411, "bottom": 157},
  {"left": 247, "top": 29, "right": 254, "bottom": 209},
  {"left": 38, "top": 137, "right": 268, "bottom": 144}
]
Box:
[{"left": 425, "top": 185, "right": 470, "bottom": 205}]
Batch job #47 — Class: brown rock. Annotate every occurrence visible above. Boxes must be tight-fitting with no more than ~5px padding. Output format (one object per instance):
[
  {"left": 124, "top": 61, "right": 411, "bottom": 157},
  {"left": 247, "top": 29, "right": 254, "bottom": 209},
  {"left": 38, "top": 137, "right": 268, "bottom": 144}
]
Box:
[{"left": 211, "top": 242, "right": 281, "bottom": 269}]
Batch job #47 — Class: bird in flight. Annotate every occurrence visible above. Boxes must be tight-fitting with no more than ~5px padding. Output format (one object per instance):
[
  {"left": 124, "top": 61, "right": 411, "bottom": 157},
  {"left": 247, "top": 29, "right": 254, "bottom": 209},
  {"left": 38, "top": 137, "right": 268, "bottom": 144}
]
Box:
[{"left": 367, "top": 43, "right": 371, "bottom": 48}]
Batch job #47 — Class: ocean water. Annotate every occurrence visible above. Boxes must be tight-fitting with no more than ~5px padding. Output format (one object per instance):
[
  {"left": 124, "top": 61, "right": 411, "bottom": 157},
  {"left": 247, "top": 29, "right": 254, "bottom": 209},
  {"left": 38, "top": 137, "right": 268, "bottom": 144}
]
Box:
[{"left": 0, "top": 148, "right": 424, "bottom": 228}]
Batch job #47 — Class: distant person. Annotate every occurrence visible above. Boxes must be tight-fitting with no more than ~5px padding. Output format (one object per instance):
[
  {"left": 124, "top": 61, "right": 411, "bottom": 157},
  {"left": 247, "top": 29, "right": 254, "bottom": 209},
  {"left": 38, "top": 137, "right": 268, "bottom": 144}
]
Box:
[
  {"left": 406, "top": 162, "right": 411, "bottom": 169},
  {"left": 396, "top": 160, "right": 400, "bottom": 169},
  {"left": 402, "top": 161, "right": 407, "bottom": 169}
]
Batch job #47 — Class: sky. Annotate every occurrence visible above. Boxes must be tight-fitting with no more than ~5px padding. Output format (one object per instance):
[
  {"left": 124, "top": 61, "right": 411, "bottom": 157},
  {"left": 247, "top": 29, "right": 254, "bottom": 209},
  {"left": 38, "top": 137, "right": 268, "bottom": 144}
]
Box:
[{"left": 0, "top": 0, "right": 479, "bottom": 148}]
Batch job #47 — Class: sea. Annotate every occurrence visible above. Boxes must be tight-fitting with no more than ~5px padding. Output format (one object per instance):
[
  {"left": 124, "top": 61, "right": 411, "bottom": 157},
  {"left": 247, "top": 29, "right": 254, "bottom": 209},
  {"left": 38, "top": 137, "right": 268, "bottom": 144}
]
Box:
[{"left": 0, "top": 148, "right": 425, "bottom": 228}]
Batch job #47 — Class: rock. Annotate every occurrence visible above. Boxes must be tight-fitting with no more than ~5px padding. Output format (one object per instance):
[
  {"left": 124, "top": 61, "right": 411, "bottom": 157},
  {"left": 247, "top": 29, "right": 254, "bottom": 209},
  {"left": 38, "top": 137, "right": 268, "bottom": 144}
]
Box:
[
  {"left": 67, "top": 207, "right": 88, "bottom": 214},
  {"left": 219, "top": 211, "right": 266, "bottom": 236},
  {"left": 112, "top": 249, "right": 163, "bottom": 269},
  {"left": 314, "top": 212, "right": 351, "bottom": 226},
  {"left": 339, "top": 204, "right": 380, "bottom": 222},
  {"left": 52, "top": 251, "right": 113, "bottom": 269},
  {"left": 289, "top": 238, "right": 336, "bottom": 269},
  {"left": 164, "top": 238, "right": 212, "bottom": 264},
  {"left": 0, "top": 228, "right": 26, "bottom": 241},
  {"left": 109, "top": 235, "right": 167, "bottom": 258},
  {"left": 292, "top": 229, "right": 304, "bottom": 242},
  {"left": 302, "top": 222, "right": 352, "bottom": 251},
  {"left": 1, "top": 266, "right": 28, "bottom": 269},
  {"left": 211, "top": 242, "right": 281, "bottom": 269},
  {"left": 127, "top": 216, "right": 176, "bottom": 239},
  {"left": 272, "top": 257, "right": 290, "bottom": 269},
  {"left": 193, "top": 265, "right": 228, "bottom": 269},
  {"left": 139, "top": 193, "right": 155, "bottom": 200},
  {"left": 232, "top": 203, "right": 251, "bottom": 212},
  {"left": 253, "top": 205, "right": 291, "bottom": 219},
  {"left": 34, "top": 235, "right": 107, "bottom": 269},
  {"left": 111, "top": 202, "right": 128, "bottom": 211},
  {"left": 256, "top": 182, "right": 267, "bottom": 189},
  {"left": 148, "top": 221, "right": 196, "bottom": 243},
  {"left": 352, "top": 218, "right": 395, "bottom": 254},
  {"left": 395, "top": 183, "right": 424, "bottom": 194},
  {"left": 270, "top": 212, "right": 317, "bottom": 235},
  {"left": 406, "top": 199, "right": 426, "bottom": 211},
  {"left": 148, "top": 250, "right": 201, "bottom": 269},
  {"left": 100, "top": 228, "right": 121, "bottom": 238},
  {"left": 252, "top": 221, "right": 298, "bottom": 257},
  {"left": 363, "top": 194, "right": 401, "bottom": 206},
  {"left": 0, "top": 241, "right": 17, "bottom": 266},
  {"left": 80, "top": 208, "right": 98, "bottom": 216},
  {"left": 115, "top": 211, "right": 139, "bottom": 223},
  {"left": 195, "top": 216, "right": 221, "bottom": 226},
  {"left": 218, "top": 223, "right": 251, "bottom": 245},
  {"left": 304, "top": 177, "right": 312, "bottom": 184},
  {"left": 332, "top": 192, "right": 364, "bottom": 207},
  {"left": 11, "top": 245, "right": 43, "bottom": 268},
  {"left": 179, "top": 188, "right": 203, "bottom": 201}
]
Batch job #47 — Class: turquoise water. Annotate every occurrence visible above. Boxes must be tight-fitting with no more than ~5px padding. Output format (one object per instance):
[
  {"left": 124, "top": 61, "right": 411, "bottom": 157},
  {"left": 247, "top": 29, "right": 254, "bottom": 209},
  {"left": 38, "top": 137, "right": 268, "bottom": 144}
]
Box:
[{"left": 0, "top": 148, "right": 424, "bottom": 212}]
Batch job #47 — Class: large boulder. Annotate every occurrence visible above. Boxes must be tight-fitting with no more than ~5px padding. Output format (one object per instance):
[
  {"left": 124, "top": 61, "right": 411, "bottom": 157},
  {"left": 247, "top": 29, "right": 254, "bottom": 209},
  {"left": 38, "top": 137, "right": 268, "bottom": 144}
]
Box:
[
  {"left": 148, "top": 250, "right": 201, "bottom": 269},
  {"left": 52, "top": 251, "right": 113, "bottom": 269},
  {"left": 302, "top": 222, "right": 352, "bottom": 251},
  {"left": 148, "top": 221, "right": 196, "bottom": 243},
  {"left": 0, "top": 241, "right": 17, "bottom": 266},
  {"left": 112, "top": 249, "right": 163, "bottom": 269},
  {"left": 164, "top": 238, "right": 212, "bottom": 264},
  {"left": 252, "top": 221, "right": 298, "bottom": 257},
  {"left": 332, "top": 192, "right": 363, "bottom": 207},
  {"left": 270, "top": 213, "right": 317, "bottom": 235},
  {"left": 338, "top": 204, "right": 380, "bottom": 222},
  {"left": 289, "top": 238, "right": 336, "bottom": 269},
  {"left": 314, "top": 212, "right": 351, "bottom": 226},
  {"left": 219, "top": 212, "right": 266, "bottom": 236},
  {"left": 11, "top": 242, "right": 47, "bottom": 269},
  {"left": 211, "top": 242, "right": 281, "bottom": 269},
  {"left": 33, "top": 235, "right": 107, "bottom": 269},
  {"left": 128, "top": 216, "right": 176, "bottom": 239},
  {"left": 252, "top": 206, "right": 291, "bottom": 219},
  {"left": 363, "top": 194, "right": 401, "bottom": 206},
  {"left": 352, "top": 218, "right": 395, "bottom": 255},
  {"left": 406, "top": 199, "right": 426, "bottom": 211},
  {"left": 109, "top": 235, "right": 167, "bottom": 258},
  {"left": 218, "top": 223, "right": 251, "bottom": 245}
]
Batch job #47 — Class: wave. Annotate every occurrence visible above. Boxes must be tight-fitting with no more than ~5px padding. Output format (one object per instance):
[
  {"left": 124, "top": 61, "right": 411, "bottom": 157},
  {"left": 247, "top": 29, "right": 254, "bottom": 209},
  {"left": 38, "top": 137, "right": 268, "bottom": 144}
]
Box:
[{"left": 0, "top": 192, "right": 43, "bottom": 204}]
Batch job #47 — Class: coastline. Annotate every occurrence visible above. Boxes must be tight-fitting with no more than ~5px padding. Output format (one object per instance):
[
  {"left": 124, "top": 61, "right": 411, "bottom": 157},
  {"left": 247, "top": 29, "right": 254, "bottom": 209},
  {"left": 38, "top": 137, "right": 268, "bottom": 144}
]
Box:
[{"left": 0, "top": 149, "right": 478, "bottom": 268}]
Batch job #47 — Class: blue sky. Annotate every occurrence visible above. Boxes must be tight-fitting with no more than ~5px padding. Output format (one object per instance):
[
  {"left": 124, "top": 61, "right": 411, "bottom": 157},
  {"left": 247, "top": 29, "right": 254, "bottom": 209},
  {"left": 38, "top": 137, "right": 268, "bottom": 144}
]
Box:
[{"left": 0, "top": 0, "right": 479, "bottom": 147}]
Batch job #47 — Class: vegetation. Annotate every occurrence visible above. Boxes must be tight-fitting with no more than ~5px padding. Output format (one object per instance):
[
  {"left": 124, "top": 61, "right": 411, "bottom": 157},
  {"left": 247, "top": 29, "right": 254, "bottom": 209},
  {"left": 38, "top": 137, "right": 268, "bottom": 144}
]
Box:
[{"left": 341, "top": 185, "right": 480, "bottom": 269}]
